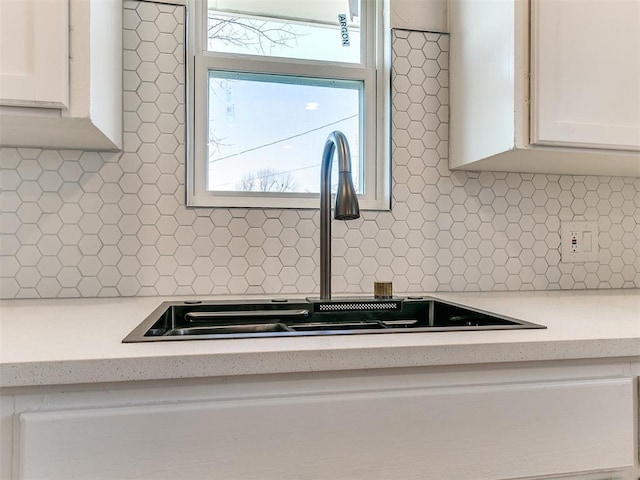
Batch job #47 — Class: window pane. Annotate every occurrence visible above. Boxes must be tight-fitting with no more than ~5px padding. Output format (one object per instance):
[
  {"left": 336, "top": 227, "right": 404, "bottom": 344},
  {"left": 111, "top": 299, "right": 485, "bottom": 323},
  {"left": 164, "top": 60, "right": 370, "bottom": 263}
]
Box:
[
  {"left": 206, "top": 1, "right": 361, "bottom": 63},
  {"left": 206, "top": 71, "right": 362, "bottom": 195}
]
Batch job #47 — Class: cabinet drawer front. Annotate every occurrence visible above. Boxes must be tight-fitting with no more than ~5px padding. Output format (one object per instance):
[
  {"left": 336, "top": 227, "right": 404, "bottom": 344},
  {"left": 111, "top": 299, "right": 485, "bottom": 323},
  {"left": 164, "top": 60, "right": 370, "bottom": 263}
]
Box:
[{"left": 18, "top": 378, "right": 634, "bottom": 480}]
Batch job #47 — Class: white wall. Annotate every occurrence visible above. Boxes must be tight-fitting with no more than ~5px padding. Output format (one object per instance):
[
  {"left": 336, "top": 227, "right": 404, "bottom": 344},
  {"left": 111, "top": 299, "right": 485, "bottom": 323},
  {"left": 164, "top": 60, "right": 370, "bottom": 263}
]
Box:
[
  {"left": 0, "top": 0, "right": 638, "bottom": 299},
  {"left": 391, "top": 0, "right": 448, "bottom": 32}
]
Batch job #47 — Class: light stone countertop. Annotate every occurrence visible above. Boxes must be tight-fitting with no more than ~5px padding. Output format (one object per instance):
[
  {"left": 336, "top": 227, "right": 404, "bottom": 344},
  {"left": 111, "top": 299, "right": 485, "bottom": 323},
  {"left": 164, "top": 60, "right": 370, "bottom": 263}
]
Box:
[{"left": 0, "top": 289, "right": 638, "bottom": 388}]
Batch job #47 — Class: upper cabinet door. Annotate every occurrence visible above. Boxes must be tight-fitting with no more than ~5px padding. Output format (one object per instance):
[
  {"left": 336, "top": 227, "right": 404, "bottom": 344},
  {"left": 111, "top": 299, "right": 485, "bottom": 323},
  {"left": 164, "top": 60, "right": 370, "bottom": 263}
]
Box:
[
  {"left": 0, "top": 0, "right": 69, "bottom": 108},
  {"left": 531, "top": 0, "right": 640, "bottom": 151},
  {"left": 0, "top": 0, "right": 122, "bottom": 151}
]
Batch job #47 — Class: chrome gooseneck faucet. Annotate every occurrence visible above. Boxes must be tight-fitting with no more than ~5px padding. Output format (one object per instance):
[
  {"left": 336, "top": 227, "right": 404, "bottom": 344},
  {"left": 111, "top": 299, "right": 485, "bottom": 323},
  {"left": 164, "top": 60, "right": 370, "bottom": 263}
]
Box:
[{"left": 320, "top": 131, "right": 360, "bottom": 300}]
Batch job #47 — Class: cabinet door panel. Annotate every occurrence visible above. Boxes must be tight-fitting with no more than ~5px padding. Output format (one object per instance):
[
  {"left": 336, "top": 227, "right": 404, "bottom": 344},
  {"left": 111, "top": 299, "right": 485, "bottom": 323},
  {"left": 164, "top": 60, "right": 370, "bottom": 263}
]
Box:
[
  {"left": 0, "top": 0, "right": 69, "bottom": 108},
  {"left": 18, "top": 378, "right": 634, "bottom": 480},
  {"left": 531, "top": 0, "right": 640, "bottom": 151}
]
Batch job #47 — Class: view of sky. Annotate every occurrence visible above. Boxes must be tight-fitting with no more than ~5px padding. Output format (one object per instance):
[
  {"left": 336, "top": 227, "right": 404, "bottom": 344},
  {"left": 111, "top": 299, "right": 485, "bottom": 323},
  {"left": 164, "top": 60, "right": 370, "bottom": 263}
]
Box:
[{"left": 205, "top": 7, "right": 364, "bottom": 194}]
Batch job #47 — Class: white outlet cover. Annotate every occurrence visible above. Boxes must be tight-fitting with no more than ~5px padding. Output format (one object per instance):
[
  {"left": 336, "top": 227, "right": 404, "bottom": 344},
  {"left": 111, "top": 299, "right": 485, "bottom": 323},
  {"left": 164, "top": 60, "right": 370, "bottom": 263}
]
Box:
[{"left": 561, "top": 221, "right": 599, "bottom": 263}]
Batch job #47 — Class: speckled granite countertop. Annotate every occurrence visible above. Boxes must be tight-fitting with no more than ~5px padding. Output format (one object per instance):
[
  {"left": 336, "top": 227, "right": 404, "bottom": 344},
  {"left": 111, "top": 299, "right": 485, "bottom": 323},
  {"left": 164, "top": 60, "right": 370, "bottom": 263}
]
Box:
[{"left": 1, "top": 289, "right": 638, "bottom": 388}]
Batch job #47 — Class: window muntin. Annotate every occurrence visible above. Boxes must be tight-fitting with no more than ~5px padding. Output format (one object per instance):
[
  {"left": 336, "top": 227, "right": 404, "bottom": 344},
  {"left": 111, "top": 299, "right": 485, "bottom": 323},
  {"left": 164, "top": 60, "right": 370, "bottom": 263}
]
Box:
[{"left": 188, "top": 0, "right": 389, "bottom": 210}]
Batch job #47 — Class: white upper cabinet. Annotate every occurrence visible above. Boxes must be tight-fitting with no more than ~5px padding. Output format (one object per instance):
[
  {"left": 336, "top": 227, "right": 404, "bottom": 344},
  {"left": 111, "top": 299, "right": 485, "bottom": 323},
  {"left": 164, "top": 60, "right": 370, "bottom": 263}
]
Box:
[
  {"left": 531, "top": 0, "right": 640, "bottom": 151},
  {"left": 449, "top": 0, "right": 640, "bottom": 177},
  {"left": 0, "top": 0, "right": 69, "bottom": 108},
  {"left": 0, "top": 0, "right": 122, "bottom": 151}
]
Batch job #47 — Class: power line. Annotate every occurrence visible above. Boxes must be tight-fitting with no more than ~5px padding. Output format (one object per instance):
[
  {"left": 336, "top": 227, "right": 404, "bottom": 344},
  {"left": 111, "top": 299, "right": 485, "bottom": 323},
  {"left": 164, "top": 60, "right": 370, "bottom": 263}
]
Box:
[
  {"left": 208, "top": 114, "right": 358, "bottom": 163},
  {"left": 209, "top": 157, "right": 362, "bottom": 192},
  {"left": 209, "top": 139, "right": 361, "bottom": 189}
]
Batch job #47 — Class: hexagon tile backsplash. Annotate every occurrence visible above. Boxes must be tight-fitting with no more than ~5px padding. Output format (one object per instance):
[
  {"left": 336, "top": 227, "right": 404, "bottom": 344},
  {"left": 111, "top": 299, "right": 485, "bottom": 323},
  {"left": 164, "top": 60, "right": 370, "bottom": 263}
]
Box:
[{"left": 0, "top": 1, "right": 638, "bottom": 299}]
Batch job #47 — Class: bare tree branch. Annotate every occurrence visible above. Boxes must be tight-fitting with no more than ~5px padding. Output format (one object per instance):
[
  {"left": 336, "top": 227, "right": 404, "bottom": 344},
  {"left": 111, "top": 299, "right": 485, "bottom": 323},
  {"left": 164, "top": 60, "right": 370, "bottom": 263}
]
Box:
[
  {"left": 207, "top": 13, "right": 307, "bottom": 192},
  {"left": 206, "top": 14, "right": 302, "bottom": 159},
  {"left": 237, "top": 168, "right": 297, "bottom": 192},
  {"left": 208, "top": 15, "right": 299, "bottom": 56}
]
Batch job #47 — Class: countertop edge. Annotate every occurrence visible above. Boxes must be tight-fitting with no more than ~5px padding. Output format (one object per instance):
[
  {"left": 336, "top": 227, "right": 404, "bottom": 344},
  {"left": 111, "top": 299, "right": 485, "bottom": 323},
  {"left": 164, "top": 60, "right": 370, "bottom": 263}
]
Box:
[
  {"left": 2, "top": 337, "right": 639, "bottom": 389},
  {"left": 2, "top": 290, "right": 638, "bottom": 389}
]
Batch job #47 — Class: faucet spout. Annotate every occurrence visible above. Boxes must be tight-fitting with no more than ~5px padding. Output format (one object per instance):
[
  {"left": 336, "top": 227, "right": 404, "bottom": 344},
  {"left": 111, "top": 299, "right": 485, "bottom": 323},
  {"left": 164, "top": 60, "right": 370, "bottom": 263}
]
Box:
[{"left": 320, "top": 131, "right": 360, "bottom": 300}]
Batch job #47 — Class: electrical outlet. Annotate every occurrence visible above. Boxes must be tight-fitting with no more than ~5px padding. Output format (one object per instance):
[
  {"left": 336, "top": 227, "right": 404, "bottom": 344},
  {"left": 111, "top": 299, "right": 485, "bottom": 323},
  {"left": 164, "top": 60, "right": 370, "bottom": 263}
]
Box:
[{"left": 561, "top": 221, "right": 599, "bottom": 262}]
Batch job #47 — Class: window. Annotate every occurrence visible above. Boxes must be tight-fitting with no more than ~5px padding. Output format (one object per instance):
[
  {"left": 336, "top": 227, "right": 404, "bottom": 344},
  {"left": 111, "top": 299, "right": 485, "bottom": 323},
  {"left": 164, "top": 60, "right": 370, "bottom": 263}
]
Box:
[{"left": 187, "top": 0, "right": 390, "bottom": 209}]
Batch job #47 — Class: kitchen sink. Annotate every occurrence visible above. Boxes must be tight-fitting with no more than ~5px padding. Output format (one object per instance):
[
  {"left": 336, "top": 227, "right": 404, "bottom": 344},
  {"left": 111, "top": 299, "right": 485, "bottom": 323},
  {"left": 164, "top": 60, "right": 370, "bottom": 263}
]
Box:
[{"left": 122, "top": 297, "right": 545, "bottom": 342}]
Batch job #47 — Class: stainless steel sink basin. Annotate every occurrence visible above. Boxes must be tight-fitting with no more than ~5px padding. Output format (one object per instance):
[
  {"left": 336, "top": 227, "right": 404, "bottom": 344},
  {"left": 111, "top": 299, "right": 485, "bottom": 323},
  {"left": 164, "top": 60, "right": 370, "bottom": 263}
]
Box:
[{"left": 122, "top": 297, "right": 545, "bottom": 342}]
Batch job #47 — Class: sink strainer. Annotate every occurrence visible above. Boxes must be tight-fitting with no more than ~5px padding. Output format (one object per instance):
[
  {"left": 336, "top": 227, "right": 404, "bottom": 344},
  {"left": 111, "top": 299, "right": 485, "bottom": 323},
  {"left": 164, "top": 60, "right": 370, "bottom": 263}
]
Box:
[{"left": 312, "top": 299, "right": 402, "bottom": 313}]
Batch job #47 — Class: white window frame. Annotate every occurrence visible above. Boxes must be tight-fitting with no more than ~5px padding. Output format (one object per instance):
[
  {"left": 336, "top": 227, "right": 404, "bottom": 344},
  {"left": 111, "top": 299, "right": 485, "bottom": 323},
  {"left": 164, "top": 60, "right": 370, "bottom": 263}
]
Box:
[{"left": 186, "top": 0, "right": 390, "bottom": 210}]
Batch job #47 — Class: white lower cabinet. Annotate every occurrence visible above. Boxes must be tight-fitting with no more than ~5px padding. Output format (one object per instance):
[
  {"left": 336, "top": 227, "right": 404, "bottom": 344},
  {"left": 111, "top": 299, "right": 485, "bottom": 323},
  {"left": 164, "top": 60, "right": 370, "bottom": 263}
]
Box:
[{"left": 2, "top": 361, "right": 638, "bottom": 479}]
